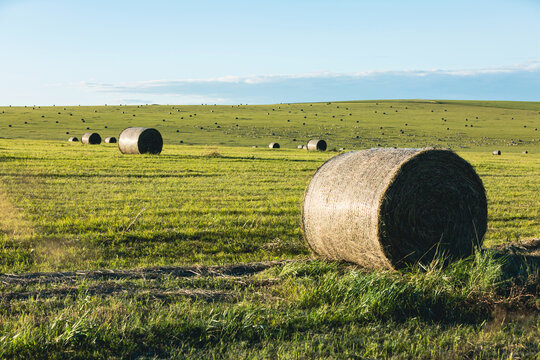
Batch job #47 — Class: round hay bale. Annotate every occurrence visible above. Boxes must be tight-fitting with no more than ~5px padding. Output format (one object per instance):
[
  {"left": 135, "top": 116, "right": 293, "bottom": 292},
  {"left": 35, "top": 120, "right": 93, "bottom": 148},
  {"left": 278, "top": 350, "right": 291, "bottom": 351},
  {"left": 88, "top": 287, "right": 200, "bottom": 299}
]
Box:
[
  {"left": 307, "top": 139, "right": 327, "bottom": 151},
  {"left": 268, "top": 142, "right": 280, "bottom": 149},
  {"left": 118, "top": 127, "right": 163, "bottom": 154},
  {"left": 297, "top": 144, "right": 304, "bottom": 149},
  {"left": 492, "top": 150, "right": 501, "bottom": 155},
  {"left": 522, "top": 150, "right": 528, "bottom": 154},
  {"left": 81, "top": 132, "right": 101, "bottom": 145},
  {"left": 302, "top": 148, "right": 487, "bottom": 269},
  {"left": 68, "top": 136, "right": 79, "bottom": 142},
  {"left": 105, "top": 136, "right": 117, "bottom": 144}
]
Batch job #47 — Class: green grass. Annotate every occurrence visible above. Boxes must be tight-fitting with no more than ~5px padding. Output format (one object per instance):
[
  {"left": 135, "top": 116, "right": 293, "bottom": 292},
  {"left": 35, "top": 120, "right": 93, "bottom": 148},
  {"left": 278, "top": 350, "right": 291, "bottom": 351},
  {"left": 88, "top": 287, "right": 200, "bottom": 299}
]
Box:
[
  {"left": 1, "top": 100, "right": 539, "bottom": 152},
  {"left": 0, "top": 100, "right": 538, "bottom": 358}
]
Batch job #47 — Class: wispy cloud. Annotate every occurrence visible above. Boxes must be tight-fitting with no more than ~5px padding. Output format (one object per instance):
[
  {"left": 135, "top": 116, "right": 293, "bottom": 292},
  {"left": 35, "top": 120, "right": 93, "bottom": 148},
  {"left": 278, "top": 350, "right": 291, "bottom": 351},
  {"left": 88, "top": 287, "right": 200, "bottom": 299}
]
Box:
[{"left": 79, "top": 60, "right": 540, "bottom": 104}]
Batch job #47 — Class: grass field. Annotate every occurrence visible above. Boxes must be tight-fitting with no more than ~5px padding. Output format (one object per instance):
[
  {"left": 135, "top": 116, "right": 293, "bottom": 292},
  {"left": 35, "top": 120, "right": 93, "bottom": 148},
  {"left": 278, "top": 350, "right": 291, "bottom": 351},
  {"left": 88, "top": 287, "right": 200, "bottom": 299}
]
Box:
[{"left": 0, "top": 100, "right": 538, "bottom": 358}]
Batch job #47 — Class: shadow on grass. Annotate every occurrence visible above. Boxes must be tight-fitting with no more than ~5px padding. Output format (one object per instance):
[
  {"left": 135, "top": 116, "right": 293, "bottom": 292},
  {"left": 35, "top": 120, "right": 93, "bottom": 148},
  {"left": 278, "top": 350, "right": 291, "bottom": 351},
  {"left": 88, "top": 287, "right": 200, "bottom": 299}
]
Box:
[{"left": 486, "top": 238, "right": 539, "bottom": 297}]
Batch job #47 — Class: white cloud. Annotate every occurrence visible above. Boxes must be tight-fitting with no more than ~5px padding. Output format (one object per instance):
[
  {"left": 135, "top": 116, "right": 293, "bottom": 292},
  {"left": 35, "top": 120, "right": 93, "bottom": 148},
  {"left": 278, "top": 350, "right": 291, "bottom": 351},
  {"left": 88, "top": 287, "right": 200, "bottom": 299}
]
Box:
[{"left": 80, "top": 60, "right": 540, "bottom": 93}]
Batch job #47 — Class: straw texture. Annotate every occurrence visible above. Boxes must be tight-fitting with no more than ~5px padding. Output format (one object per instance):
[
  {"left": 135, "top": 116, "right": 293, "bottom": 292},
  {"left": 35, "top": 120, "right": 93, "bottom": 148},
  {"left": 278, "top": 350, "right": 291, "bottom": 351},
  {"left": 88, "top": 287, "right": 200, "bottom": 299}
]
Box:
[
  {"left": 118, "top": 127, "right": 163, "bottom": 154},
  {"left": 81, "top": 132, "right": 101, "bottom": 145},
  {"left": 307, "top": 139, "right": 327, "bottom": 151},
  {"left": 302, "top": 148, "right": 487, "bottom": 269}
]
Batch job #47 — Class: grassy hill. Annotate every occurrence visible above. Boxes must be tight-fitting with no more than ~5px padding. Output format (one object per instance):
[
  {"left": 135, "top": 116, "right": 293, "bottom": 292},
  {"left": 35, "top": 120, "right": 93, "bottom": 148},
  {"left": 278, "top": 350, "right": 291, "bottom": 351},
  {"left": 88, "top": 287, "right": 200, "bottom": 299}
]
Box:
[{"left": 1, "top": 100, "right": 539, "bottom": 152}]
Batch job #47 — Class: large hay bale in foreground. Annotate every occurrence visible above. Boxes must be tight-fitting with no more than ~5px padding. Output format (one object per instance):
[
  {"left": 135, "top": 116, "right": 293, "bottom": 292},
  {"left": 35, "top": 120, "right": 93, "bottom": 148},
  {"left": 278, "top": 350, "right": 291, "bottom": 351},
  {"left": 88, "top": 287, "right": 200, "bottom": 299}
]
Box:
[
  {"left": 269, "top": 142, "right": 280, "bottom": 149},
  {"left": 307, "top": 139, "right": 327, "bottom": 151},
  {"left": 302, "top": 148, "right": 487, "bottom": 269},
  {"left": 118, "top": 127, "right": 163, "bottom": 154},
  {"left": 81, "top": 132, "right": 101, "bottom": 145},
  {"left": 104, "top": 136, "right": 117, "bottom": 144}
]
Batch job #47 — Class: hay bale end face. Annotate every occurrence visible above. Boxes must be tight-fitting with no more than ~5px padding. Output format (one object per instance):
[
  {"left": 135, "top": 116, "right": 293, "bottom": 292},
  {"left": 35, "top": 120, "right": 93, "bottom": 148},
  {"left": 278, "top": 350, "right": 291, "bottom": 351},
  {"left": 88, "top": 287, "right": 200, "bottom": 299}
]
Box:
[
  {"left": 68, "top": 136, "right": 79, "bottom": 142},
  {"left": 81, "top": 132, "right": 102, "bottom": 145},
  {"left": 118, "top": 127, "right": 163, "bottom": 154},
  {"left": 493, "top": 150, "right": 501, "bottom": 155},
  {"left": 268, "top": 142, "right": 280, "bottom": 149},
  {"left": 302, "top": 148, "right": 487, "bottom": 269},
  {"left": 105, "top": 136, "right": 117, "bottom": 144},
  {"left": 307, "top": 139, "right": 327, "bottom": 151}
]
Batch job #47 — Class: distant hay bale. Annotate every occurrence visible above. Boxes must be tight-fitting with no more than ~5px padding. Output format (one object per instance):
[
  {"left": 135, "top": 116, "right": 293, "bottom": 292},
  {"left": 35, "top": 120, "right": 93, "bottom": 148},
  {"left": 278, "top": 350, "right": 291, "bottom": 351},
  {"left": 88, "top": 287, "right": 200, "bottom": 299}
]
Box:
[
  {"left": 268, "top": 142, "right": 280, "bottom": 149},
  {"left": 68, "top": 136, "right": 79, "bottom": 142},
  {"left": 492, "top": 150, "right": 501, "bottom": 155},
  {"left": 307, "top": 139, "right": 327, "bottom": 151},
  {"left": 522, "top": 151, "right": 528, "bottom": 154},
  {"left": 297, "top": 144, "right": 304, "bottom": 149},
  {"left": 104, "top": 136, "right": 117, "bottom": 144},
  {"left": 81, "top": 132, "right": 102, "bottom": 145},
  {"left": 118, "top": 127, "right": 163, "bottom": 154},
  {"left": 302, "top": 148, "right": 487, "bottom": 269}
]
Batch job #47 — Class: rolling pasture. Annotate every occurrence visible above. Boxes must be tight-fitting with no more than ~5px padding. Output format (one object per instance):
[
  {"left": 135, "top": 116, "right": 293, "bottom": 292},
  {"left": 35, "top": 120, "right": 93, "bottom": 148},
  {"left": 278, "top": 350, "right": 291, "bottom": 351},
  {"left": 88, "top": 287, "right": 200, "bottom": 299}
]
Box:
[{"left": 0, "top": 100, "right": 538, "bottom": 358}]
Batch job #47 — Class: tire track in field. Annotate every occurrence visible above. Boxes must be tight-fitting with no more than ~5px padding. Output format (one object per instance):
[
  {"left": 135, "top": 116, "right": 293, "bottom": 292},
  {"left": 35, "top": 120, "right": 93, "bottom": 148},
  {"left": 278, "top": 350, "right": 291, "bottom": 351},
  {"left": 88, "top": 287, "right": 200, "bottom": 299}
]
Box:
[
  {"left": 0, "top": 282, "right": 235, "bottom": 302},
  {"left": 0, "top": 260, "right": 295, "bottom": 285},
  {"left": 0, "top": 260, "right": 293, "bottom": 303}
]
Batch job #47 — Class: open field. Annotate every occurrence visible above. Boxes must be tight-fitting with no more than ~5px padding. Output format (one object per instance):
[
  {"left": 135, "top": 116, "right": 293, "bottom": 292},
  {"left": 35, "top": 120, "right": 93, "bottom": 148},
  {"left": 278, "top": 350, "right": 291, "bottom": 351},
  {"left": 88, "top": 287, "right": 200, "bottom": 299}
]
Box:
[
  {"left": 0, "top": 100, "right": 538, "bottom": 358},
  {"left": 1, "top": 100, "right": 539, "bottom": 151}
]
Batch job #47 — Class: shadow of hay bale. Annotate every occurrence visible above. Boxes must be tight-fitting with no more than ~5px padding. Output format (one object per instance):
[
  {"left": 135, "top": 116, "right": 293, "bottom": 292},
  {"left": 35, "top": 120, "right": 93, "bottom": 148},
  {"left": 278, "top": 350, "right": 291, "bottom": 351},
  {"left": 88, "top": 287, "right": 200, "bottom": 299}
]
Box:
[{"left": 486, "top": 239, "right": 540, "bottom": 284}]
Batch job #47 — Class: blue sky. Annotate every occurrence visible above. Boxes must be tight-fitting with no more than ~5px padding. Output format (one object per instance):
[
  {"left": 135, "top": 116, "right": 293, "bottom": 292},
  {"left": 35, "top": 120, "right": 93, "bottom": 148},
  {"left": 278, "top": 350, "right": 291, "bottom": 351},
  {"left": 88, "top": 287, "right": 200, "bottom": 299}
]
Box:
[{"left": 1, "top": 0, "right": 539, "bottom": 105}]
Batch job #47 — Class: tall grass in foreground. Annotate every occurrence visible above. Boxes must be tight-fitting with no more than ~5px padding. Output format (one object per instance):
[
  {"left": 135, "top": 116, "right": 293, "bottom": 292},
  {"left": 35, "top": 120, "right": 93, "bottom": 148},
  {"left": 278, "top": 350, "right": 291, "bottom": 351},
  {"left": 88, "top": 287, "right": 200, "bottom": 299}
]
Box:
[{"left": 0, "top": 252, "right": 537, "bottom": 359}]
